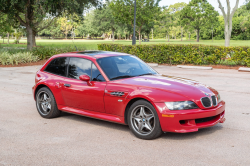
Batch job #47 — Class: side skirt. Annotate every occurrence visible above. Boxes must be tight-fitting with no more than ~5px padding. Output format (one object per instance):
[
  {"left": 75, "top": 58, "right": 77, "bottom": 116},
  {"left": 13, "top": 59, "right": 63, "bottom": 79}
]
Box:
[{"left": 58, "top": 105, "right": 126, "bottom": 124}]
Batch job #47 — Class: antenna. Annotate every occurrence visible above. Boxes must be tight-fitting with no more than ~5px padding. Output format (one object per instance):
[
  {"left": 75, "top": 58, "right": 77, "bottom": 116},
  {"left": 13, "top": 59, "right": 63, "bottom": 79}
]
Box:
[{"left": 71, "top": 30, "right": 78, "bottom": 51}]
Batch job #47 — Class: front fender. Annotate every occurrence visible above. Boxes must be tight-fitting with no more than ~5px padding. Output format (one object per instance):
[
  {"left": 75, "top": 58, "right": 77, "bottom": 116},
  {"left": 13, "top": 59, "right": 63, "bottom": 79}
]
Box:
[{"left": 126, "top": 87, "right": 189, "bottom": 103}]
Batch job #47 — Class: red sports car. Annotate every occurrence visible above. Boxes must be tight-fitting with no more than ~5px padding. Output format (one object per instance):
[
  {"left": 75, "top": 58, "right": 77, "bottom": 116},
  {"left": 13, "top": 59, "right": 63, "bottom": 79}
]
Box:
[{"left": 32, "top": 51, "right": 225, "bottom": 140}]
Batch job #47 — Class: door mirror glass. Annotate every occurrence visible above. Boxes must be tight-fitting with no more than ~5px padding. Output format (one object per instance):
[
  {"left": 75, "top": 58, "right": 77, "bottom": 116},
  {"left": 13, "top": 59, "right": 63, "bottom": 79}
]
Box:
[{"left": 79, "top": 75, "right": 90, "bottom": 82}]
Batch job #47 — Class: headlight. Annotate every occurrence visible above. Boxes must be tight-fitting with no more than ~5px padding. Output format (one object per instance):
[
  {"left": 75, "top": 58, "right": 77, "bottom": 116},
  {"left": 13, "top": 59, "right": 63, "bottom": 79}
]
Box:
[
  {"left": 165, "top": 101, "right": 199, "bottom": 110},
  {"left": 217, "top": 93, "right": 221, "bottom": 103}
]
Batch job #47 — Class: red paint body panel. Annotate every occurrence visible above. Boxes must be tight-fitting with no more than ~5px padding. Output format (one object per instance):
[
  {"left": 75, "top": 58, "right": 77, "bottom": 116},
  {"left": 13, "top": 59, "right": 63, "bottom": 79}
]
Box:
[
  {"left": 33, "top": 52, "right": 226, "bottom": 133},
  {"left": 154, "top": 101, "right": 225, "bottom": 133},
  {"left": 61, "top": 78, "right": 106, "bottom": 112}
]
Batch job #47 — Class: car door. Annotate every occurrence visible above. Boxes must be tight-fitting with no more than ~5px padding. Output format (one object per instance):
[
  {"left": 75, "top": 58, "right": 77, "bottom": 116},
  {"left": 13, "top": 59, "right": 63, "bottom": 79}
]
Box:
[{"left": 61, "top": 57, "right": 106, "bottom": 112}]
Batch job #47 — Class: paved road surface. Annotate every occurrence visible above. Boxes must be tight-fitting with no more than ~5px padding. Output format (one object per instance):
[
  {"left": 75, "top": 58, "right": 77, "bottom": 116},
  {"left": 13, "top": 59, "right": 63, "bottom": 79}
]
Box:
[{"left": 0, "top": 65, "right": 249, "bottom": 165}]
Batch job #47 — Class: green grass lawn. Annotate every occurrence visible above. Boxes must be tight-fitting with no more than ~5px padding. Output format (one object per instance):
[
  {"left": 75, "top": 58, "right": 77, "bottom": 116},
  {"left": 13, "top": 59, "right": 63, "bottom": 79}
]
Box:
[{"left": 1, "top": 38, "right": 250, "bottom": 50}]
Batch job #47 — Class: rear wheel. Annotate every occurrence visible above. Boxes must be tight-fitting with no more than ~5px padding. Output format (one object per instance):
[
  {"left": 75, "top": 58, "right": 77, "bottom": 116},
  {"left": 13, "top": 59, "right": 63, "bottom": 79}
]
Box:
[
  {"left": 128, "top": 100, "right": 162, "bottom": 140},
  {"left": 36, "top": 87, "right": 60, "bottom": 118}
]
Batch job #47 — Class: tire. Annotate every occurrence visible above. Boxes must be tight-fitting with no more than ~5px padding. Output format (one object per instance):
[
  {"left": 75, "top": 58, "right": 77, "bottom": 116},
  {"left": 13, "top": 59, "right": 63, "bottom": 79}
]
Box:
[
  {"left": 36, "top": 87, "right": 60, "bottom": 119},
  {"left": 128, "top": 100, "right": 162, "bottom": 140}
]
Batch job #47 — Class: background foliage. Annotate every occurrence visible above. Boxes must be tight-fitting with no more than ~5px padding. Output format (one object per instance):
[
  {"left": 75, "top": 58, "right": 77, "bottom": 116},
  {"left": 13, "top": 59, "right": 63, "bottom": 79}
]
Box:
[{"left": 98, "top": 43, "right": 250, "bottom": 67}]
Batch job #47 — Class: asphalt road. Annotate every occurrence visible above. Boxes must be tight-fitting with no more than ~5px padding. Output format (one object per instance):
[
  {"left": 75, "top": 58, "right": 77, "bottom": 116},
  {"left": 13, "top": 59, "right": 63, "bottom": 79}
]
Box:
[{"left": 0, "top": 65, "right": 250, "bottom": 166}]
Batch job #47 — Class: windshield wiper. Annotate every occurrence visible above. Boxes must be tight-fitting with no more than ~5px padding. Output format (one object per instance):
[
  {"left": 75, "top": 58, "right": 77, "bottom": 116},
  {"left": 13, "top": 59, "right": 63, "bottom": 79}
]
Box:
[
  {"left": 138, "top": 73, "right": 154, "bottom": 76},
  {"left": 110, "top": 75, "right": 135, "bottom": 80}
]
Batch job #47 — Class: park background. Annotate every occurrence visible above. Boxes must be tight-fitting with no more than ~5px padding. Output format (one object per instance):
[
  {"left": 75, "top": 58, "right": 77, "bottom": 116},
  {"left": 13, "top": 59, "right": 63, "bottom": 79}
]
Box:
[{"left": 0, "top": 0, "right": 250, "bottom": 67}]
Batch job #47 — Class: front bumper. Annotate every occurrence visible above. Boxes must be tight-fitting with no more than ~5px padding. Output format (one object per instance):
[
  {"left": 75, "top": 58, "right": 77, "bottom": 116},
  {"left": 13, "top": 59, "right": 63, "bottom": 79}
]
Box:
[{"left": 154, "top": 101, "right": 226, "bottom": 133}]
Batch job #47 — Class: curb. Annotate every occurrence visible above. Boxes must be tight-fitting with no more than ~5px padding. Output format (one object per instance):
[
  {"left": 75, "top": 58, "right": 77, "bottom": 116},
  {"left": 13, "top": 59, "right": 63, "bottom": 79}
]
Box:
[
  {"left": 177, "top": 65, "right": 213, "bottom": 70},
  {"left": 238, "top": 67, "right": 250, "bottom": 72},
  {"left": 147, "top": 63, "right": 158, "bottom": 67}
]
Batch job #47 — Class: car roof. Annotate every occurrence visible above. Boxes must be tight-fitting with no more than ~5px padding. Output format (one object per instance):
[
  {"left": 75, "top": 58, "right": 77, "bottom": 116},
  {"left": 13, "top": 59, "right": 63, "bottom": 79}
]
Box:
[{"left": 54, "top": 51, "right": 131, "bottom": 60}]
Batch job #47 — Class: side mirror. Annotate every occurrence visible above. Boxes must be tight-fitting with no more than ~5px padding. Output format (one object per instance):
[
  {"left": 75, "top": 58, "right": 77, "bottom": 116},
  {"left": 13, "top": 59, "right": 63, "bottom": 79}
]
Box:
[{"left": 79, "top": 75, "right": 92, "bottom": 85}]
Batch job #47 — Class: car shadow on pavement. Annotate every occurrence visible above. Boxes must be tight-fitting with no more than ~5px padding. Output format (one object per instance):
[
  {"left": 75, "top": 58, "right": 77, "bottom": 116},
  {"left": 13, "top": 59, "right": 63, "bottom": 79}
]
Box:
[
  {"left": 161, "top": 125, "right": 224, "bottom": 140},
  {"left": 60, "top": 112, "right": 130, "bottom": 132},
  {"left": 60, "top": 112, "right": 224, "bottom": 140}
]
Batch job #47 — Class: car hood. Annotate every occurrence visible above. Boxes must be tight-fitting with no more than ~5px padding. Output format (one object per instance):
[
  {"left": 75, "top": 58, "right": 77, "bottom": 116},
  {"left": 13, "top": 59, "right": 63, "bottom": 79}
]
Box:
[{"left": 114, "top": 74, "right": 218, "bottom": 100}]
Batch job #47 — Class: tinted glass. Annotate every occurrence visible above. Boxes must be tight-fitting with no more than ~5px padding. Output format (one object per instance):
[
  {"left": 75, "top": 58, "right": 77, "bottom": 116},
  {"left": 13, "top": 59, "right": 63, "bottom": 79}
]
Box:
[
  {"left": 92, "top": 64, "right": 105, "bottom": 81},
  {"left": 68, "top": 58, "right": 91, "bottom": 79},
  {"left": 45, "top": 57, "right": 67, "bottom": 76},
  {"left": 97, "top": 56, "right": 157, "bottom": 80}
]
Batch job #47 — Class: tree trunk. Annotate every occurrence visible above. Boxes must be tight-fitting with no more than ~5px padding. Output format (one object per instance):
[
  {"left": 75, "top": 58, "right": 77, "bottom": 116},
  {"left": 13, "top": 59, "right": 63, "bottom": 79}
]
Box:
[
  {"left": 139, "top": 27, "right": 142, "bottom": 45},
  {"left": 32, "top": 30, "right": 36, "bottom": 47},
  {"left": 112, "top": 29, "right": 114, "bottom": 42},
  {"left": 189, "top": 32, "right": 191, "bottom": 40},
  {"left": 15, "top": 29, "right": 17, "bottom": 40},
  {"left": 212, "top": 28, "right": 214, "bottom": 42},
  {"left": 196, "top": 29, "right": 200, "bottom": 42},
  {"left": 181, "top": 27, "right": 183, "bottom": 41},
  {"left": 217, "top": 0, "right": 239, "bottom": 47},
  {"left": 27, "top": 25, "right": 33, "bottom": 50},
  {"left": 168, "top": 34, "right": 170, "bottom": 42},
  {"left": 225, "top": 30, "right": 230, "bottom": 46},
  {"left": 152, "top": 29, "right": 153, "bottom": 40},
  {"left": 175, "top": 32, "right": 176, "bottom": 39},
  {"left": 224, "top": 22, "right": 231, "bottom": 46},
  {"left": 7, "top": 33, "right": 9, "bottom": 44}
]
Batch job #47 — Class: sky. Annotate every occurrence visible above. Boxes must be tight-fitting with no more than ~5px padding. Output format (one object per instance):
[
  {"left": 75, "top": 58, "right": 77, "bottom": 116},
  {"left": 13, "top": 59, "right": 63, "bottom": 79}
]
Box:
[{"left": 159, "top": 0, "right": 246, "bottom": 13}]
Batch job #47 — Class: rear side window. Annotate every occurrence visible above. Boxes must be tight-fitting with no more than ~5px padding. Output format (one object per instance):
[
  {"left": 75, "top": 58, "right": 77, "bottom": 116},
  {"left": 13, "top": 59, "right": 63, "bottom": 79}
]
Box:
[
  {"left": 68, "top": 57, "right": 92, "bottom": 79},
  {"left": 45, "top": 57, "right": 68, "bottom": 76}
]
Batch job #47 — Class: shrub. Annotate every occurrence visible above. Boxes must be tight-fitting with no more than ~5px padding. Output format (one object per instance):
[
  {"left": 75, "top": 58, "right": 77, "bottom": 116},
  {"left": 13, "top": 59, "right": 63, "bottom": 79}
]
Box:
[
  {"left": 0, "top": 52, "right": 39, "bottom": 65},
  {"left": 98, "top": 44, "right": 250, "bottom": 67},
  {"left": 31, "top": 46, "right": 86, "bottom": 60}
]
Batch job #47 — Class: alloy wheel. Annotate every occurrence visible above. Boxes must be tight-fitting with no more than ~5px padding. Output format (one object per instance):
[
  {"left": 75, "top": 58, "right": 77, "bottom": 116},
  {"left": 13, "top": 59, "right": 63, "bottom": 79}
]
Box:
[
  {"left": 130, "top": 105, "right": 155, "bottom": 135},
  {"left": 37, "top": 91, "right": 52, "bottom": 116}
]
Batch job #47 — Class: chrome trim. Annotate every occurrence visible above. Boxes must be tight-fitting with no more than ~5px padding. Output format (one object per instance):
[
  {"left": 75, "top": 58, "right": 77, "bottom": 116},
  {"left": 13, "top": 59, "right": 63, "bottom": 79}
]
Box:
[
  {"left": 200, "top": 97, "right": 212, "bottom": 108},
  {"left": 110, "top": 92, "right": 124, "bottom": 96}
]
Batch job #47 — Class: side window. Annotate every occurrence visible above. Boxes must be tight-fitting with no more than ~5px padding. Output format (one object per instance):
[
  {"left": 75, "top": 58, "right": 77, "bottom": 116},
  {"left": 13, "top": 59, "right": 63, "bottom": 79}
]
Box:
[
  {"left": 68, "top": 58, "right": 91, "bottom": 79},
  {"left": 45, "top": 57, "right": 67, "bottom": 76},
  {"left": 92, "top": 63, "right": 105, "bottom": 82}
]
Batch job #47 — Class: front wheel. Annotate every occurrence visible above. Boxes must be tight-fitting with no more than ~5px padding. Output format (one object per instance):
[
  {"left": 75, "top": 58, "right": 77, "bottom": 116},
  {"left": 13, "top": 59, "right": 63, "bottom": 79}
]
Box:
[{"left": 128, "top": 100, "right": 162, "bottom": 140}]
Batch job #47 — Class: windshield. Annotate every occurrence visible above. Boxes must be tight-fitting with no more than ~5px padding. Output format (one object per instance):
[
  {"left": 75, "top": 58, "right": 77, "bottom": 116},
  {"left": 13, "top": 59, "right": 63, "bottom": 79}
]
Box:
[{"left": 97, "top": 55, "right": 158, "bottom": 80}]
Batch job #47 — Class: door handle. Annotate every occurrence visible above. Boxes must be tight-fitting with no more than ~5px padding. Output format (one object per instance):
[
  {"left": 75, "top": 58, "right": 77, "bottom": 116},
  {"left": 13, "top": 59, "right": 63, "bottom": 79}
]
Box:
[{"left": 64, "top": 84, "right": 71, "bottom": 87}]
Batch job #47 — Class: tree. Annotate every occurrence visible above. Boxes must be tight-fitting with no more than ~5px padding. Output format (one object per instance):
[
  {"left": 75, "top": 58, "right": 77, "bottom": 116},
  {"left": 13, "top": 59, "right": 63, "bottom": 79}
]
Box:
[
  {"left": 92, "top": 4, "right": 120, "bottom": 42},
  {"left": 39, "top": 19, "right": 61, "bottom": 39},
  {"left": 169, "top": 2, "right": 186, "bottom": 41},
  {"left": 58, "top": 17, "right": 73, "bottom": 39},
  {"left": 217, "top": 0, "right": 240, "bottom": 46},
  {"left": 110, "top": 0, "right": 161, "bottom": 44},
  {"left": 0, "top": 0, "right": 99, "bottom": 50},
  {"left": 81, "top": 11, "right": 102, "bottom": 38},
  {"left": 0, "top": 13, "right": 14, "bottom": 44},
  {"left": 180, "top": 0, "right": 219, "bottom": 42},
  {"left": 155, "top": 8, "right": 173, "bottom": 42}
]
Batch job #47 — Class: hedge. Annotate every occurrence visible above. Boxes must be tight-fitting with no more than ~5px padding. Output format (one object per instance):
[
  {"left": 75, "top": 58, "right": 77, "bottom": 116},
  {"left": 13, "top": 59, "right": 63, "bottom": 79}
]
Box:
[
  {"left": 97, "top": 44, "right": 250, "bottom": 67},
  {"left": 0, "top": 52, "right": 39, "bottom": 65},
  {"left": 31, "top": 47, "right": 82, "bottom": 60}
]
